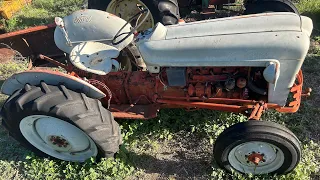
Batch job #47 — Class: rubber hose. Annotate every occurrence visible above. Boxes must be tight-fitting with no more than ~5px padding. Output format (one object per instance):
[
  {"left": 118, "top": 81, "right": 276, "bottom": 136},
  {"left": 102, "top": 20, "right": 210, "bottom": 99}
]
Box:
[{"left": 247, "top": 78, "right": 267, "bottom": 95}]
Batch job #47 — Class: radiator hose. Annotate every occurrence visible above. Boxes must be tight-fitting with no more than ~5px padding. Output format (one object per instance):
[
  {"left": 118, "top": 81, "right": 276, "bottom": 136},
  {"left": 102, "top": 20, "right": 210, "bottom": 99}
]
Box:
[{"left": 247, "top": 78, "right": 267, "bottom": 95}]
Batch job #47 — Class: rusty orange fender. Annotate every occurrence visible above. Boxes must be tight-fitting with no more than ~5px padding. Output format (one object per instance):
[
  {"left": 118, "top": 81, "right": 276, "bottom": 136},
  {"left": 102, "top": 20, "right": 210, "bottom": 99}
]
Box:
[{"left": 1, "top": 70, "right": 106, "bottom": 99}]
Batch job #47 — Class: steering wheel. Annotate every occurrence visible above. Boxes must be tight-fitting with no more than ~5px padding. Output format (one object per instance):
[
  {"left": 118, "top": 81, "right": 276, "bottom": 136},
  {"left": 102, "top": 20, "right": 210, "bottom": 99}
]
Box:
[{"left": 112, "top": 8, "right": 150, "bottom": 45}]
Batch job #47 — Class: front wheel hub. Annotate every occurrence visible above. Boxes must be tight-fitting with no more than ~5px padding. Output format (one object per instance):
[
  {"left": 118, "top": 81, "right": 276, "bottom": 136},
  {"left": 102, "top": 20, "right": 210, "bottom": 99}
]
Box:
[
  {"left": 246, "top": 152, "right": 264, "bottom": 165},
  {"left": 228, "top": 141, "right": 285, "bottom": 174}
]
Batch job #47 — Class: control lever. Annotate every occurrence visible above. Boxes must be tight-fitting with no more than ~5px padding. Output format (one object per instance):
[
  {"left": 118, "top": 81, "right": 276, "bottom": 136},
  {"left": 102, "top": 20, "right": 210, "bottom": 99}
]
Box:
[{"left": 55, "top": 17, "right": 72, "bottom": 47}]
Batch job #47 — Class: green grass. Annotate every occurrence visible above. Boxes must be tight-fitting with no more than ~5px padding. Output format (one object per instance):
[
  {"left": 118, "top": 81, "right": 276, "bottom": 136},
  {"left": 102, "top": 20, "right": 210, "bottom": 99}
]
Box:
[
  {"left": 0, "top": 61, "right": 28, "bottom": 107},
  {"left": 0, "top": 0, "right": 320, "bottom": 179},
  {"left": 296, "top": 0, "right": 320, "bottom": 35},
  {"left": 3, "top": 0, "right": 83, "bottom": 32}
]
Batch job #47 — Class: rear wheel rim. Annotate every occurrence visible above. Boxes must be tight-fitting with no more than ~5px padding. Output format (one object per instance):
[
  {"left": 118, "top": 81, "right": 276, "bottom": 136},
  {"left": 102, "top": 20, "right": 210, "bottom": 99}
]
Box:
[
  {"left": 20, "top": 115, "right": 98, "bottom": 162},
  {"left": 228, "top": 141, "right": 285, "bottom": 174},
  {"left": 106, "top": 0, "right": 155, "bottom": 32}
]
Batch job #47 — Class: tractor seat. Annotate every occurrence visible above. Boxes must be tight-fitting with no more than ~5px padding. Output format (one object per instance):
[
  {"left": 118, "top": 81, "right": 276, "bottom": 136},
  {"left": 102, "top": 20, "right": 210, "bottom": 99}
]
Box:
[{"left": 69, "top": 42, "right": 120, "bottom": 75}]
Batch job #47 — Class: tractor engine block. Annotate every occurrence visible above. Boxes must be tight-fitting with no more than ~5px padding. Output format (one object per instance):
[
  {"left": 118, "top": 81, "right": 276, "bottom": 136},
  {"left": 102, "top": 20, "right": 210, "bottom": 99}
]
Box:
[
  {"left": 88, "top": 67, "right": 266, "bottom": 107},
  {"left": 185, "top": 67, "right": 249, "bottom": 99}
]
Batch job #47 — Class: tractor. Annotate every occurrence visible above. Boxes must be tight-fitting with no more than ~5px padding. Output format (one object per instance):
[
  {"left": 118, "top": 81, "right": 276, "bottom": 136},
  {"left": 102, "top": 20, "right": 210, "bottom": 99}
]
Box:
[{"left": 0, "top": 4, "right": 313, "bottom": 176}]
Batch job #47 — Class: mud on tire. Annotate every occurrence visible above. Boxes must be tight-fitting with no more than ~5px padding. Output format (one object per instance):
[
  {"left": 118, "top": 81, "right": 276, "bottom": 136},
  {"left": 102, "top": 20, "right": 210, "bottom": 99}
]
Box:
[{"left": 0, "top": 82, "right": 121, "bottom": 160}]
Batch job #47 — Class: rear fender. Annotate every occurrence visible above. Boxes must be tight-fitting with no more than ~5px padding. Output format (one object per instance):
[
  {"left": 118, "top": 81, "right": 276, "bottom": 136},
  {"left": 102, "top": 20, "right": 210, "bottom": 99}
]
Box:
[{"left": 1, "top": 70, "right": 106, "bottom": 99}]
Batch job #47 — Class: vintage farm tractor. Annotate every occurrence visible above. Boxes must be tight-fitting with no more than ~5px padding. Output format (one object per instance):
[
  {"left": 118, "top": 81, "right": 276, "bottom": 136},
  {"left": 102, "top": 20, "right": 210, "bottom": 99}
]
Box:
[{"left": 0, "top": 7, "right": 313, "bottom": 175}]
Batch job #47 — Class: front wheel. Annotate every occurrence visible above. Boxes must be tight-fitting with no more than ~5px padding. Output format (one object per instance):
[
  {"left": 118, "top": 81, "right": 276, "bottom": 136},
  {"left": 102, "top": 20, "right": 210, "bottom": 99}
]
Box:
[
  {"left": 0, "top": 82, "right": 122, "bottom": 162},
  {"left": 214, "top": 120, "right": 301, "bottom": 175}
]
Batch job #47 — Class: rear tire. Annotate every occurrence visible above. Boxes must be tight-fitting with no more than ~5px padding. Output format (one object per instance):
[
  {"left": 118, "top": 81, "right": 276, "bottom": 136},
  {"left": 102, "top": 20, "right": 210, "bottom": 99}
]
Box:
[
  {"left": 244, "top": 0, "right": 299, "bottom": 15},
  {"left": 0, "top": 82, "right": 121, "bottom": 162}
]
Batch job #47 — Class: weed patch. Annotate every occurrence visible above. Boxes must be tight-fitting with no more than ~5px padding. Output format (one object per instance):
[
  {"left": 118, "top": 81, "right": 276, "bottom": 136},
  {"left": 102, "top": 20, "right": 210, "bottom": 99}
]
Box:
[{"left": 3, "top": 0, "right": 83, "bottom": 32}]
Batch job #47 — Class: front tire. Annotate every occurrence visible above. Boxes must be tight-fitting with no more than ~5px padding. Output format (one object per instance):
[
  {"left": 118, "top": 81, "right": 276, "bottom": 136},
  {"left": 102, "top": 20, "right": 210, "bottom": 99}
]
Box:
[
  {"left": 214, "top": 121, "right": 301, "bottom": 175},
  {"left": 0, "top": 82, "right": 121, "bottom": 162}
]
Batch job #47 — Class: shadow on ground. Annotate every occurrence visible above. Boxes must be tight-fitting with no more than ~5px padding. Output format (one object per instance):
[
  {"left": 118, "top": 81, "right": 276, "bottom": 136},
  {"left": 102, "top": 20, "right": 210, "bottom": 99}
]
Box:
[{"left": 127, "top": 151, "right": 213, "bottom": 179}]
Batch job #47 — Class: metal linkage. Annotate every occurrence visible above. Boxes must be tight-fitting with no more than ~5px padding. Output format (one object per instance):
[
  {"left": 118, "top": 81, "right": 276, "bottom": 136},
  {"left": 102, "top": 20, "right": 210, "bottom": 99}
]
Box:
[
  {"left": 248, "top": 102, "right": 266, "bottom": 120},
  {"left": 38, "top": 54, "right": 67, "bottom": 68},
  {"left": 88, "top": 79, "right": 113, "bottom": 109}
]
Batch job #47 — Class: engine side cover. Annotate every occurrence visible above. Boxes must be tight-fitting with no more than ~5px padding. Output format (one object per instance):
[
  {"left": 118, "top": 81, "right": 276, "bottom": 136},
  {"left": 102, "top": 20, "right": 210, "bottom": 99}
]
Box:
[{"left": 54, "top": 9, "right": 133, "bottom": 54}]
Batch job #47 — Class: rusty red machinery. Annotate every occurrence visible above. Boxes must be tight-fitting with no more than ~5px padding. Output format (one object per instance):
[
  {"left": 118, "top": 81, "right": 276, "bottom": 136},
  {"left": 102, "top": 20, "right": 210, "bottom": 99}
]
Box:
[
  {"left": 0, "top": 24, "right": 65, "bottom": 72},
  {"left": 0, "top": 24, "right": 61, "bottom": 60},
  {"left": 94, "top": 69, "right": 307, "bottom": 120},
  {"left": 35, "top": 53, "right": 309, "bottom": 120},
  {"left": 0, "top": 7, "right": 310, "bottom": 127},
  {"left": 44, "top": 59, "right": 308, "bottom": 121}
]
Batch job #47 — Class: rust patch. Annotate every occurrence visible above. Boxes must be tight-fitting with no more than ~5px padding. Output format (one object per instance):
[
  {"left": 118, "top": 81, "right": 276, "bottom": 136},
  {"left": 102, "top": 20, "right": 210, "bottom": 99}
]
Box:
[{"left": 247, "top": 152, "right": 264, "bottom": 165}]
